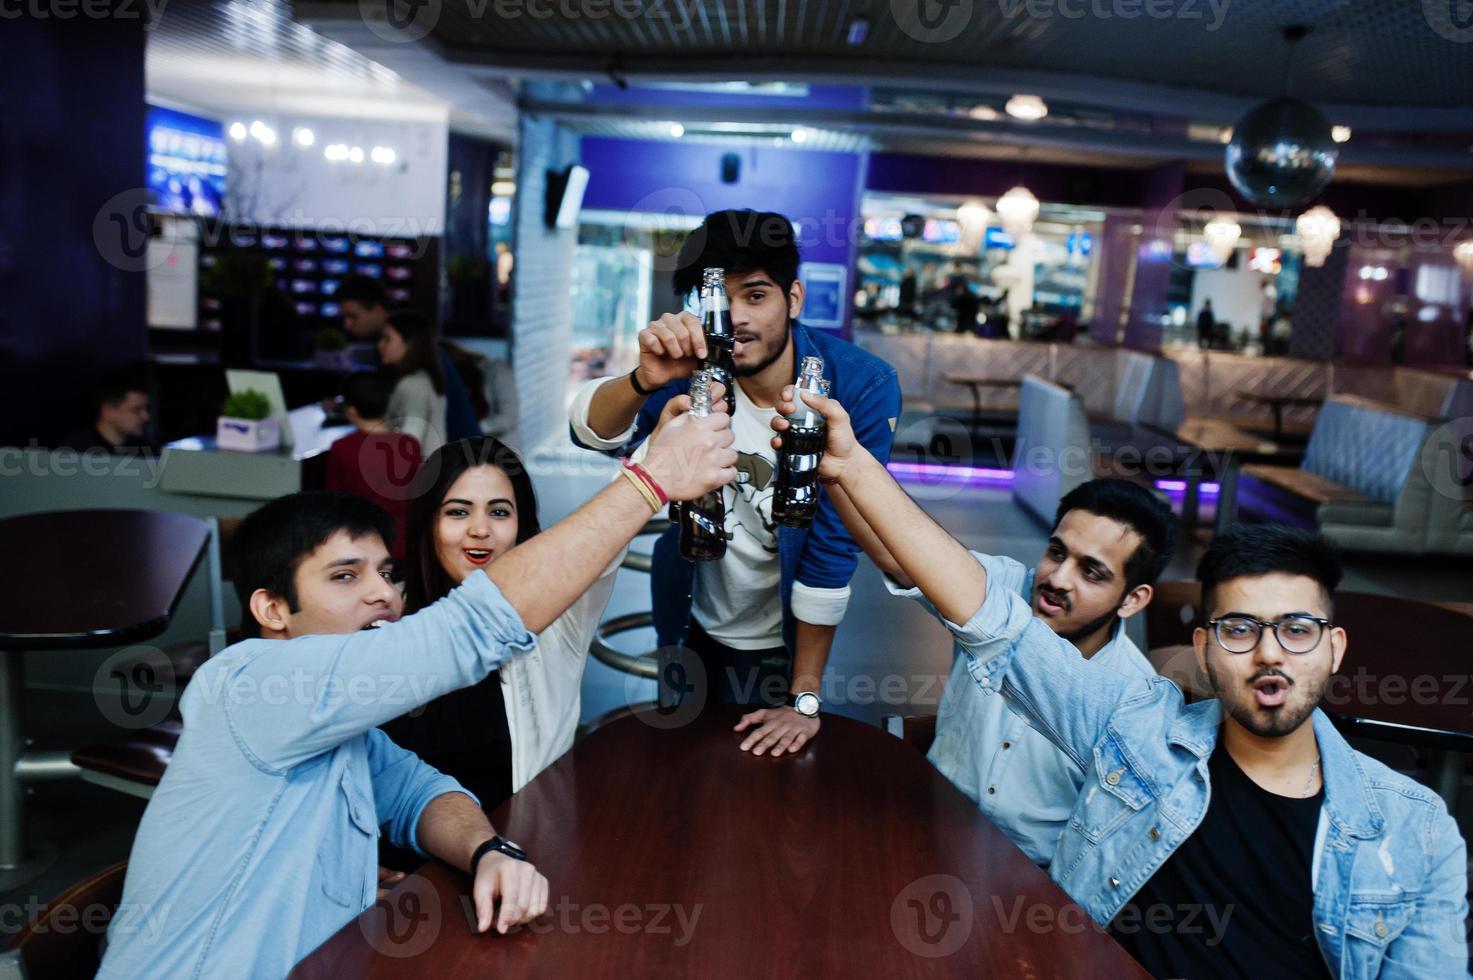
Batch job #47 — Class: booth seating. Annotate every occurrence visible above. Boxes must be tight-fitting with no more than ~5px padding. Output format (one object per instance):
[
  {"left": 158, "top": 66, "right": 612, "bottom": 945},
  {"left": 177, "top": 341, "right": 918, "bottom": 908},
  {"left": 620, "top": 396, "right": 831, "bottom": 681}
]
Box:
[
  {"left": 1011, "top": 375, "right": 1093, "bottom": 525},
  {"left": 1236, "top": 396, "right": 1468, "bottom": 554}
]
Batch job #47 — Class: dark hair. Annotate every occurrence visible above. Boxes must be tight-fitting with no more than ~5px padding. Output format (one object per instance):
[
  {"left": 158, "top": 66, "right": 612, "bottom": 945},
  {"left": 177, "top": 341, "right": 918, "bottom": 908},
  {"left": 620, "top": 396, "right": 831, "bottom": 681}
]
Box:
[
  {"left": 384, "top": 310, "right": 445, "bottom": 395},
  {"left": 232, "top": 491, "right": 394, "bottom": 637},
  {"left": 93, "top": 368, "right": 149, "bottom": 411},
  {"left": 403, "top": 437, "right": 541, "bottom": 614},
  {"left": 672, "top": 210, "right": 801, "bottom": 302},
  {"left": 335, "top": 273, "right": 388, "bottom": 310},
  {"left": 1196, "top": 524, "right": 1342, "bottom": 620},
  {"left": 341, "top": 369, "right": 396, "bottom": 421},
  {"left": 1053, "top": 478, "right": 1177, "bottom": 591}
]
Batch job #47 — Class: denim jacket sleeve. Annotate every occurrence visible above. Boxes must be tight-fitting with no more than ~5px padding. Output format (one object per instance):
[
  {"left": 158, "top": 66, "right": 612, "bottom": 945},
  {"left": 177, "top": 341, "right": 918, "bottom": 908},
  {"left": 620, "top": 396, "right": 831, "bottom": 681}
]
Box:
[
  {"left": 795, "top": 367, "right": 901, "bottom": 592},
  {"left": 954, "top": 552, "right": 1159, "bottom": 771},
  {"left": 1377, "top": 807, "right": 1471, "bottom": 979},
  {"left": 223, "top": 572, "right": 537, "bottom": 773},
  {"left": 366, "top": 728, "right": 473, "bottom": 857}
]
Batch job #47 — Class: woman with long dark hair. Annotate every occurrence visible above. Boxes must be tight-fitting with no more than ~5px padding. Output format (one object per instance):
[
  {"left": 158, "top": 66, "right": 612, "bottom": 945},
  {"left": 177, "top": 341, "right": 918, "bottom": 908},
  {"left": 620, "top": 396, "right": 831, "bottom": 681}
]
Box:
[
  {"left": 379, "top": 310, "right": 448, "bottom": 456},
  {"left": 381, "top": 437, "right": 622, "bottom": 822}
]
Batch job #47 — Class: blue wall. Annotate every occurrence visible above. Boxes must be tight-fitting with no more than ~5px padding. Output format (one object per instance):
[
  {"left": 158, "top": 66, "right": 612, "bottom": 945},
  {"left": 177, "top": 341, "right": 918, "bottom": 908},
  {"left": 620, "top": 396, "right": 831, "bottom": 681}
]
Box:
[
  {"left": 579, "top": 136, "right": 866, "bottom": 329},
  {"left": 0, "top": 17, "right": 147, "bottom": 446}
]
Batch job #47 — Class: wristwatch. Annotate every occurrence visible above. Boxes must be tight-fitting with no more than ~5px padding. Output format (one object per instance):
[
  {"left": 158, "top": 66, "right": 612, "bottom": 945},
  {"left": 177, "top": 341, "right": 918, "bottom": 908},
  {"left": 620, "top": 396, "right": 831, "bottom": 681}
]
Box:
[
  {"left": 787, "top": 691, "right": 821, "bottom": 718},
  {"left": 471, "top": 835, "right": 528, "bottom": 874}
]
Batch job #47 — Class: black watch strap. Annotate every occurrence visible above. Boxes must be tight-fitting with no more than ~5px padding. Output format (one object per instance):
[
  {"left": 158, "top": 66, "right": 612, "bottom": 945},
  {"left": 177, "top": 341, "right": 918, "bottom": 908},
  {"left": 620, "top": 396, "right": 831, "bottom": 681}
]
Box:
[
  {"left": 471, "top": 835, "right": 528, "bottom": 874},
  {"left": 629, "top": 368, "right": 656, "bottom": 397}
]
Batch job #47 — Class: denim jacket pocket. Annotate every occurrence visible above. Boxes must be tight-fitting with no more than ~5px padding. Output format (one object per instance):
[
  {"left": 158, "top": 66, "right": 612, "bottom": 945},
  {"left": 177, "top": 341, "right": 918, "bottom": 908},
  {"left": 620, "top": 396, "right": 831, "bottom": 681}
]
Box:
[
  {"left": 1070, "top": 738, "right": 1152, "bottom": 844},
  {"left": 1344, "top": 894, "right": 1416, "bottom": 948},
  {"left": 317, "top": 771, "right": 377, "bottom": 908}
]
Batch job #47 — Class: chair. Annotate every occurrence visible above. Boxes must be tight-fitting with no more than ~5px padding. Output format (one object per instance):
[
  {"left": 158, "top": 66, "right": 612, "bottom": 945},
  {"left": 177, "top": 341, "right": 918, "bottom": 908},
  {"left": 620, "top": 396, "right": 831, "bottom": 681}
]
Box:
[
  {"left": 4, "top": 862, "right": 127, "bottom": 980},
  {"left": 882, "top": 714, "right": 938, "bottom": 756}
]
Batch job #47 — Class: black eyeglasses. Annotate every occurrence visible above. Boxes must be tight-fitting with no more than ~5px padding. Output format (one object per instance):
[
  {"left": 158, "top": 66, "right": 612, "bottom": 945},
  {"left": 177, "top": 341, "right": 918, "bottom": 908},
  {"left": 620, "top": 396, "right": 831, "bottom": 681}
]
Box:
[{"left": 1207, "top": 615, "right": 1331, "bottom": 654}]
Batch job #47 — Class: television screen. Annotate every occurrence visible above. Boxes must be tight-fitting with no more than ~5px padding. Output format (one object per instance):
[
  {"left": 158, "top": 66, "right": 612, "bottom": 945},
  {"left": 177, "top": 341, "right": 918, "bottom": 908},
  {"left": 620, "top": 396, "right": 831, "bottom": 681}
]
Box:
[
  {"left": 146, "top": 106, "right": 227, "bottom": 217},
  {"left": 984, "top": 227, "right": 1015, "bottom": 250}
]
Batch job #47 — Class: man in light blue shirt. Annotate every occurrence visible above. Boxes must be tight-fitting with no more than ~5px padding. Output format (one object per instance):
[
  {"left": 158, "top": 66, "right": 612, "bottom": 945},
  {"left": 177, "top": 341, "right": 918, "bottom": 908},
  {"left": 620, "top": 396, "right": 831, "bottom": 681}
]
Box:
[
  {"left": 99, "top": 395, "right": 737, "bottom": 979},
  {"left": 850, "top": 479, "right": 1171, "bottom": 865},
  {"left": 773, "top": 388, "right": 1468, "bottom": 979}
]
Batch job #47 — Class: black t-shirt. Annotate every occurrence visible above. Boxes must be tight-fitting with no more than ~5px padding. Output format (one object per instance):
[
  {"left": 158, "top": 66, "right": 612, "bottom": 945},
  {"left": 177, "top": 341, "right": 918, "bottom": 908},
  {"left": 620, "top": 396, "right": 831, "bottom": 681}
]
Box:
[{"left": 1110, "top": 741, "right": 1330, "bottom": 980}]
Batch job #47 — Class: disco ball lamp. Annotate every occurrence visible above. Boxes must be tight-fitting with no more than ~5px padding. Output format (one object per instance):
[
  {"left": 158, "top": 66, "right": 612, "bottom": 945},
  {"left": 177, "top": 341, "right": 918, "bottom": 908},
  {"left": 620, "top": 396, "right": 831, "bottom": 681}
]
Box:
[{"left": 1224, "top": 96, "right": 1338, "bottom": 208}]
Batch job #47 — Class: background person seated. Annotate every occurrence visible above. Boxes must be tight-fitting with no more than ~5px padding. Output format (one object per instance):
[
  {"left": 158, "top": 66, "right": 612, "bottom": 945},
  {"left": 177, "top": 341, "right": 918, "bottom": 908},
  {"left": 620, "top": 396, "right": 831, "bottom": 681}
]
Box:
[
  {"left": 379, "top": 310, "right": 449, "bottom": 457},
  {"left": 57, "top": 368, "right": 152, "bottom": 454},
  {"left": 324, "top": 369, "right": 422, "bottom": 561}
]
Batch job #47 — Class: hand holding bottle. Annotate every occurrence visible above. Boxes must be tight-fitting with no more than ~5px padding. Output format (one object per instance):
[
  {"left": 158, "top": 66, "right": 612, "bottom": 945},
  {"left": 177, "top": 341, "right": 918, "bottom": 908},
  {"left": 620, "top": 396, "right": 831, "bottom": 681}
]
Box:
[
  {"left": 634, "top": 312, "right": 708, "bottom": 390},
  {"left": 643, "top": 380, "right": 736, "bottom": 501},
  {"left": 770, "top": 387, "right": 859, "bottom": 485}
]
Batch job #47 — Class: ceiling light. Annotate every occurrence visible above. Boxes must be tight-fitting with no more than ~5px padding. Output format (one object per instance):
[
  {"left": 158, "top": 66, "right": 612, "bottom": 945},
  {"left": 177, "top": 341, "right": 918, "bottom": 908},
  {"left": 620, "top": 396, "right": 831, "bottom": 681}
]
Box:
[
  {"left": 491, "top": 180, "right": 516, "bottom": 196},
  {"left": 791, "top": 128, "right": 809, "bottom": 144},
  {"left": 1219, "top": 127, "right": 1233, "bottom": 144},
  {"left": 996, "top": 185, "right": 1040, "bottom": 238},
  {"left": 968, "top": 105, "right": 999, "bottom": 121},
  {"left": 228, "top": 122, "right": 247, "bottom": 141},
  {"left": 370, "top": 146, "right": 396, "bottom": 165},
  {"left": 956, "top": 200, "right": 991, "bottom": 251},
  {"left": 670, "top": 123, "right": 684, "bottom": 138},
  {"left": 1331, "top": 125, "right": 1351, "bottom": 143},
  {"left": 293, "top": 127, "right": 315, "bottom": 147},
  {"left": 348, "top": 146, "right": 364, "bottom": 164},
  {"left": 324, "top": 144, "right": 349, "bottom": 162},
  {"left": 249, "top": 120, "right": 276, "bottom": 145},
  {"left": 1004, "top": 94, "right": 1048, "bottom": 121},
  {"left": 1203, "top": 216, "right": 1242, "bottom": 260},
  {"left": 1295, "top": 205, "right": 1340, "bottom": 267}
]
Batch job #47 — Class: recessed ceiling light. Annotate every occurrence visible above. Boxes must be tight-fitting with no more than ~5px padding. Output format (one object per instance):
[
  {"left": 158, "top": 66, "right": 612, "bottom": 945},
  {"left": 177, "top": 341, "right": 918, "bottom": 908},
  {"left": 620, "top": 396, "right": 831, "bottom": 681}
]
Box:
[
  {"left": 791, "top": 128, "right": 809, "bottom": 144},
  {"left": 293, "top": 127, "right": 315, "bottom": 147},
  {"left": 968, "top": 105, "right": 1000, "bottom": 121},
  {"left": 670, "top": 123, "right": 685, "bottom": 138},
  {"left": 229, "top": 122, "right": 247, "bottom": 141},
  {"left": 1331, "top": 125, "right": 1351, "bottom": 143},
  {"left": 348, "top": 146, "right": 364, "bottom": 164},
  {"left": 1004, "top": 94, "right": 1048, "bottom": 121}
]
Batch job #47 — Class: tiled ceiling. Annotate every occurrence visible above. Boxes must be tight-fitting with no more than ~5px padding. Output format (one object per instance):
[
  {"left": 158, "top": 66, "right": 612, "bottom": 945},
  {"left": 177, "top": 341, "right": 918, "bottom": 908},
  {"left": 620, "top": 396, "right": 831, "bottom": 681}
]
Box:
[{"left": 304, "top": 0, "right": 1473, "bottom": 111}]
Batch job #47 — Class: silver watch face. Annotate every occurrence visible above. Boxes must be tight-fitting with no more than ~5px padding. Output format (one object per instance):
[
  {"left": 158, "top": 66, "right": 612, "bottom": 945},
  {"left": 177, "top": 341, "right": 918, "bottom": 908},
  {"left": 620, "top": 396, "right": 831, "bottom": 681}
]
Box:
[{"left": 794, "top": 692, "right": 820, "bottom": 717}]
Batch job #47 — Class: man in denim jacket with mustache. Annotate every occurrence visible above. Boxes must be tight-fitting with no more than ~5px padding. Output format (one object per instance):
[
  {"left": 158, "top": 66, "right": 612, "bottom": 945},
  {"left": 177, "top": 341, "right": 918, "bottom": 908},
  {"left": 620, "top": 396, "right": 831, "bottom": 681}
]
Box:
[{"left": 773, "top": 385, "right": 1468, "bottom": 979}]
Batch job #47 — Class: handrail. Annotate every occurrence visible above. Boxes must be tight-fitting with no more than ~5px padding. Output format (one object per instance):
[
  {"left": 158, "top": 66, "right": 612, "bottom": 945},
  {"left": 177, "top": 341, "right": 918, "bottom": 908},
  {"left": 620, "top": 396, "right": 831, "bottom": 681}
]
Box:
[
  {"left": 590, "top": 612, "right": 659, "bottom": 678},
  {"left": 594, "top": 517, "right": 669, "bottom": 675}
]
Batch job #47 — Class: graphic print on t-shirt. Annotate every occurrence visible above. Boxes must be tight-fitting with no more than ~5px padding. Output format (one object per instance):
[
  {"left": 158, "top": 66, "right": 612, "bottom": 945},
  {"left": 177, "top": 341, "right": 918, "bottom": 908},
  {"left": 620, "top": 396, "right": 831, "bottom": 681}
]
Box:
[{"left": 731, "top": 450, "right": 778, "bottom": 556}]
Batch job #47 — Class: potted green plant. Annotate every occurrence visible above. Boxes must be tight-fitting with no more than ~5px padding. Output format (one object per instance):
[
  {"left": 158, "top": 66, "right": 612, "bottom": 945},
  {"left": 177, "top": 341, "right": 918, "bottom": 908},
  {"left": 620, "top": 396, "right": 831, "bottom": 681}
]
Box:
[
  {"left": 217, "top": 388, "right": 280, "bottom": 452},
  {"left": 313, "top": 326, "right": 354, "bottom": 371}
]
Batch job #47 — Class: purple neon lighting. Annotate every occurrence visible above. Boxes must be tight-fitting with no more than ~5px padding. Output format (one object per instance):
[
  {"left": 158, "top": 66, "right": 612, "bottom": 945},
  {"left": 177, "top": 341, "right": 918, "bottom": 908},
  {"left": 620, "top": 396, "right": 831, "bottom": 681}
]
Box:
[{"left": 885, "top": 463, "right": 1221, "bottom": 497}]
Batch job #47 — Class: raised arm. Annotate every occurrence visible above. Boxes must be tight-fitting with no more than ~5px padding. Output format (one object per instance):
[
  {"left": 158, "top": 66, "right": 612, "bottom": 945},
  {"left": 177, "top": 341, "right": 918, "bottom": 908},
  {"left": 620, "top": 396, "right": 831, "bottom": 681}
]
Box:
[
  {"left": 493, "top": 388, "right": 735, "bottom": 633},
  {"left": 824, "top": 481, "right": 911, "bottom": 587},
  {"left": 581, "top": 312, "right": 707, "bottom": 440},
  {"left": 771, "top": 389, "right": 985, "bottom": 625}
]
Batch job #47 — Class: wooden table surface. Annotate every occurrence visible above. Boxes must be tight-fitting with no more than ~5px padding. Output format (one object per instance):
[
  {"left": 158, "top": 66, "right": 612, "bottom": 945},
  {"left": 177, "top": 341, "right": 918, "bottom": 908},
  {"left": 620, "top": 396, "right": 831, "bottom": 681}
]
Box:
[
  {"left": 292, "top": 707, "right": 1149, "bottom": 979},
  {"left": 0, "top": 509, "right": 211, "bottom": 649}
]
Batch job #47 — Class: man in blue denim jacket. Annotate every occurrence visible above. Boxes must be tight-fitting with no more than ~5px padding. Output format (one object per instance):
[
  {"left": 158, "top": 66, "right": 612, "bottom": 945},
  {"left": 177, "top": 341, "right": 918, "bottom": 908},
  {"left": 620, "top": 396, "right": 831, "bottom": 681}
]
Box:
[
  {"left": 773, "top": 387, "right": 1468, "bottom": 979},
  {"left": 99, "top": 396, "right": 736, "bottom": 979},
  {"left": 570, "top": 210, "right": 899, "bottom": 759}
]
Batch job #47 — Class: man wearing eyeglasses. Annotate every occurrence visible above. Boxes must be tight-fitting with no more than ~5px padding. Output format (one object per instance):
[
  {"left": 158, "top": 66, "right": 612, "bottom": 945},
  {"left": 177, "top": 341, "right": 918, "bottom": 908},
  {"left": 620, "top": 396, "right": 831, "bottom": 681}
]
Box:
[{"left": 770, "top": 387, "right": 1468, "bottom": 980}]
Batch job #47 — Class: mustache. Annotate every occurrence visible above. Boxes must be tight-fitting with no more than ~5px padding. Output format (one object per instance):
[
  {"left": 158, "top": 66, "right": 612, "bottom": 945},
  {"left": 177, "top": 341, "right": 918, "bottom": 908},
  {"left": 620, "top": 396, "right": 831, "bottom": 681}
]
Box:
[
  {"left": 1250, "top": 668, "right": 1293, "bottom": 686},
  {"left": 1037, "top": 586, "right": 1070, "bottom": 611}
]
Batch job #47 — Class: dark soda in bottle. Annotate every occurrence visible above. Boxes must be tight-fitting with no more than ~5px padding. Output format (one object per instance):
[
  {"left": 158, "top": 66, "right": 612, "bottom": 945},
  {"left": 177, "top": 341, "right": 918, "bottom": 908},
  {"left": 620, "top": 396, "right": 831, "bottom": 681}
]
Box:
[
  {"left": 677, "top": 370, "right": 727, "bottom": 561},
  {"left": 700, "top": 267, "right": 736, "bottom": 418},
  {"left": 772, "top": 356, "right": 827, "bottom": 528}
]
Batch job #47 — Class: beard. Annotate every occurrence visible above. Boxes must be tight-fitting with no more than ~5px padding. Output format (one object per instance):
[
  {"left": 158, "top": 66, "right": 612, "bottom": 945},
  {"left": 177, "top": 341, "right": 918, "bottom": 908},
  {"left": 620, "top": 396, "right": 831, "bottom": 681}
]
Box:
[
  {"left": 1055, "top": 604, "right": 1122, "bottom": 645},
  {"left": 1206, "top": 661, "right": 1327, "bottom": 737},
  {"left": 732, "top": 321, "right": 792, "bottom": 377}
]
